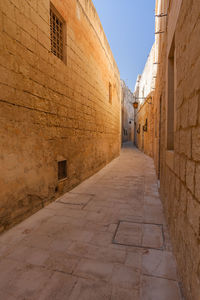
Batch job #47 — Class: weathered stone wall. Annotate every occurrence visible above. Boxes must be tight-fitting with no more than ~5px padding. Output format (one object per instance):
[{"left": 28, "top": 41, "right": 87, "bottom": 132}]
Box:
[
  {"left": 134, "top": 100, "right": 154, "bottom": 157},
  {"left": 0, "top": 0, "right": 121, "bottom": 232},
  {"left": 134, "top": 45, "right": 156, "bottom": 157},
  {"left": 121, "top": 80, "right": 134, "bottom": 143},
  {"left": 153, "top": 0, "right": 200, "bottom": 299}
]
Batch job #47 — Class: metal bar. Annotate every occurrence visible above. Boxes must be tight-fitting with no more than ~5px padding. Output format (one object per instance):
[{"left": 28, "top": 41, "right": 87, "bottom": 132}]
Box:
[
  {"left": 155, "top": 31, "right": 165, "bottom": 34},
  {"left": 155, "top": 13, "right": 167, "bottom": 17}
]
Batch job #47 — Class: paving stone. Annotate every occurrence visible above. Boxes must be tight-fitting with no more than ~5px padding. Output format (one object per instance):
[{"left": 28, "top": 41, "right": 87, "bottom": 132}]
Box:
[
  {"left": 89, "top": 231, "right": 113, "bottom": 247},
  {"left": 46, "top": 203, "right": 88, "bottom": 219},
  {"left": 143, "top": 204, "right": 165, "bottom": 223},
  {"left": 0, "top": 259, "right": 25, "bottom": 292},
  {"left": 69, "top": 278, "right": 112, "bottom": 300},
  {"left": 141, "top": 275, "right": 182, "bottom": 300},
  {"left": 67, "top": 241, "right": 97, "bottom": 258},
  {"left": 4, "top": 264, "right": 53, "bottom": 299},
  {"left": 0, "top": 145, "right": 182, "bottom": 299},
  {"left": 111, "top": 286, "right": 140, "bottom": 300},
  {"left": 73, "top": 258, "right": 114, "bottom": 281},
  {"left": 142, "top": 224, "right": 164, "bottom": 250},
  {"left": 114, "top": 222, "right": 142, "bottom": 246},
  {"left": 142, "top": 249, "right": 178, "bottom": 280},
  {"left": 57, "top": 192, "right": 94, "bottom": 207},
  {"left": 85, "top": 210, "right": 110, "bottom": 223},
  {"left": 0, "top": 291, "right": 16, "bottom": 300},
  {"left": 49, "top": 215, "right": 86, "bottom": 227},
  {"left": 6, "top": 245, "right": 49, "bottom": 266},
  {"left": 49, "top": 237, "right": 73, "bottom": 252},
  {"left": 0, "top": 242, "right": 14, "bottom": 258},
  {"left": 44, "top": 252, "right": 80, "bottom": 274},
  {"left": 22, "top": 233, "right": 54, "bottom": 250},
  {"left": 56, "top": 227, "right": 94, "bottom": 243},
  {"left": 38, "top": 272, "right": 77, "bottom": 300},
  {"left": 125, "top": 249, "right": 142, "bottom": 271},
  {"left": 111, "top": 264, "right": 140, "bottom": 290}
]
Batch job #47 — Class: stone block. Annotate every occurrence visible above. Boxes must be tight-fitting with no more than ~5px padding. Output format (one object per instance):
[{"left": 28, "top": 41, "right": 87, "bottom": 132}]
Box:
[
  {"left": 180, "top": 129, "right": 192, "bottom": 158},
  {"left": 74, "top": 258, "right": 113, "bottom": 282},
  {"left": 180, "top": 183, "right": 187, "bottom": 214},
  {"left": 180, "top": 101, "right": 188, "bottom": 129},
  {"left": 3, "top": 15, "right": 20, "bottom": 40},
  {"left": 174, "top": 153, "right": 180, "bottom": 176},
  {"left": 141, "top": 275, "right": 182, "bottom": 300},
  {"left": 195, "top": 163, "right": 200, "bottom": 201},
  {"left": 188, "top": 94, "right": 199, "bottom": 127},
  {"left": 192, "top": 127, "right": 200, "bottom": 162},
  {"left": 186, "top": 159, "right": 195, "bottom": 194},
  {"left": 0, "top": 0, "right": 15, "bottom": 19},
  {"left": 187, "top": 191, "right": 200, "bottom": 237},
  {"left": 179, "top": 155, "right": 186, "bottom": 183}
]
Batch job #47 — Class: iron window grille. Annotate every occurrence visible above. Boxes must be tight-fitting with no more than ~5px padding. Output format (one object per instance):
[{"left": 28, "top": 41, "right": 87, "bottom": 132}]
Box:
[{"left": 50, "top": 7, "right": 65, "bottom": 61}]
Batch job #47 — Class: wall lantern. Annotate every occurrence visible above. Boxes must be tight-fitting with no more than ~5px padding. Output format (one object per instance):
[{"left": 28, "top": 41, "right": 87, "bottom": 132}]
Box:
[{"left": 133, "top": 101, "right": 138, "bottom": 109}]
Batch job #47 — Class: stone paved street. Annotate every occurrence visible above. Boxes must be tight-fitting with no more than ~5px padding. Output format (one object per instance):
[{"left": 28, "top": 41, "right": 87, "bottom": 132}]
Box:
[{"left": 0, "top": 144, "right": 182, "bottom": 300}]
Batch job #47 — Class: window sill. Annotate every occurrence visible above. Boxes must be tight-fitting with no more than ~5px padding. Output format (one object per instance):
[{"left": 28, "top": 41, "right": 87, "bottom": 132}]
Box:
[{"left": 58, "top": 177, "right": 68, "bottom": 183}]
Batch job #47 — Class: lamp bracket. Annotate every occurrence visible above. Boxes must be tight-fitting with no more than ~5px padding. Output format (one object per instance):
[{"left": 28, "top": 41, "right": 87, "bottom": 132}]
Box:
[
  {"left": 155, "top": 31, "right": 165, "bottom": 34},
  {"left": 155, "top": 13, "right": 167, "bottom": 17}
]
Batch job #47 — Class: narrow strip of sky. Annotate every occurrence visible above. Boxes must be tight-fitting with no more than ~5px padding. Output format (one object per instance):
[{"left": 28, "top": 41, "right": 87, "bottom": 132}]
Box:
[{"left": 92, "top": 0, "right": 155, "bottom": 91}]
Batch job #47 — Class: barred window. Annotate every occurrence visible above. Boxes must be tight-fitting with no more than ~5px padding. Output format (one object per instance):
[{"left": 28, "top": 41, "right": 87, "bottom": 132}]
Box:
[
  {"left": 58, "top": 160, "right": 67, "bottom": 180},
  {"left": 50, "top": 7, "right": 64, "bottom": 61}
]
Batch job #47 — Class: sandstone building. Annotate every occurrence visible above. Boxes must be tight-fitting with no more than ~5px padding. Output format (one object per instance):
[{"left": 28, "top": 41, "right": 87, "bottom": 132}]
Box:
[
  {"left": 0, "top": 0, "right": 121, "bottom": 232},
  {"left": 134, "top": 0, "right": 200, "bottom": 299},
  {"left": 1, "top": 0, "right": 200, "bottom": 298},
  {"left": 134, "top": 44, "right": 156, "bottom": 157},
  {"left": 121, "top": 80, "right": 134, "bottom": 144}
]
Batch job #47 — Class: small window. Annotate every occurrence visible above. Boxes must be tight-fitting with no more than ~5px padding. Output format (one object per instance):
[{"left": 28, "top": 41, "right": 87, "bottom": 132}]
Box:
[
  {"left": 58, "top": 160, "right": 67, "bottom": 180},
  {"left": 50, "top": 5, "right": 65, "bottom": 61},
  {"left": 109, "top": 83, "right": 112, "bottom": 104}
]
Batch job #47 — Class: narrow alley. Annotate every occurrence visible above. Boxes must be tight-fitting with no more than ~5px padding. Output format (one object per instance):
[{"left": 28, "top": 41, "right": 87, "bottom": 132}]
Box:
[
  {"left": 0, "top": 144, "right": 182, "bottom": 300},
  {"left": 1, "top": 0, "right": 200, "bottom": 298}
]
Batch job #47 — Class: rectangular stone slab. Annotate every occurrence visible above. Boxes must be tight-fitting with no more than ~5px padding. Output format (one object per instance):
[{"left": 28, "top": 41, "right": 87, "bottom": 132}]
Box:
[{"left": 113, "top": 221, "right": 165, "bottom": 250}]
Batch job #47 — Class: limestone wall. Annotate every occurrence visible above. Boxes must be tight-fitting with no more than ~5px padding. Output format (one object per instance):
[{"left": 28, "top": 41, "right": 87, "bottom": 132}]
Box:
[
  {"left": 134, "top": 45, "right": 156, "bottom": 157},
  {"left": 135, "top": 44, "right": 156, "bottom": 104},
  {"left": 121, "top": 80, "right": 134, "bottom": 143},
  {"left": 134, "top": 100, "right": 154, "bottom": 157},
  {"left": 0, "top": 0, "right": 121, "bottom": 232},
  {"left": 153, "top": 0, "right": 200, "bottom": 299}
]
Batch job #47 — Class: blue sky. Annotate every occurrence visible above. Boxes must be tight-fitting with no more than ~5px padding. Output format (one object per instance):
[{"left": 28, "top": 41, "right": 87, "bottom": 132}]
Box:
[{"left": 92, "top": 0, "right": 155, "bottom": 91}]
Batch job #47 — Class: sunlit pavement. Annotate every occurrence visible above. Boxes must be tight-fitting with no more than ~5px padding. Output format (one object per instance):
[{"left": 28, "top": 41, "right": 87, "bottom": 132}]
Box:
[{"left": 0, "top": 143, "right": 182, "bottom": 299}]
